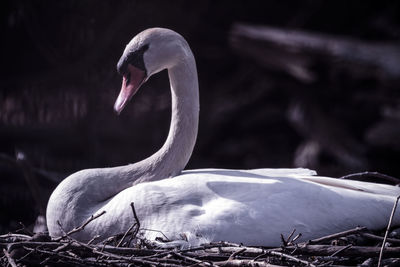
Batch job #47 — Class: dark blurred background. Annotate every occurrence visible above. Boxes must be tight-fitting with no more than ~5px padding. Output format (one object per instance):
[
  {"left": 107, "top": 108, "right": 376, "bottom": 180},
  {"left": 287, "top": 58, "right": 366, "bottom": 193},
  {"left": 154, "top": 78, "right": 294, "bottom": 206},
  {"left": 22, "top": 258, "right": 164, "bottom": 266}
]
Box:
[{"left": 1, "top": 1, "right": 400, "bottom": 233}]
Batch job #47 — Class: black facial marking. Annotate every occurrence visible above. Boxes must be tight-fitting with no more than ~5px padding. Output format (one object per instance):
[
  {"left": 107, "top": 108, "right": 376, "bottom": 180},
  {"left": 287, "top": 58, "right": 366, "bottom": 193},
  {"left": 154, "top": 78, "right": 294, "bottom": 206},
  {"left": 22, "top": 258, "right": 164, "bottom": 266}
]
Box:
[
  {"left": 117, "top": 44, "right": 149, "bottom": 76},
  {"left": 126, "top": 72, "right": 131, "bottom": 84}
]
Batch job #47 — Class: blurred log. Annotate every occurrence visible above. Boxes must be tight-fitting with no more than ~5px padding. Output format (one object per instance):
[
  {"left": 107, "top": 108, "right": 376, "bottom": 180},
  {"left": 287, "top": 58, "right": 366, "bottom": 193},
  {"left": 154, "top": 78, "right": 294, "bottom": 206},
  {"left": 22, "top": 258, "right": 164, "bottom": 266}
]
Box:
[
  {"left": 288, "top": 100, "right": 367, "bottom": 170},
  {"left": 366, "top": 118, "right": 400, "bottom": 151},
  {"left": 230, "top": 23, "right": 400, "bottom": 83},
  {"left": 228, "top": 23, "right": 400, "bottom": 173},
  {"left": 0, "top": 152, "right": 62, "bottom": 233},
  {"left": 15, "top": 151, "right": 47, "bottom": 215}
]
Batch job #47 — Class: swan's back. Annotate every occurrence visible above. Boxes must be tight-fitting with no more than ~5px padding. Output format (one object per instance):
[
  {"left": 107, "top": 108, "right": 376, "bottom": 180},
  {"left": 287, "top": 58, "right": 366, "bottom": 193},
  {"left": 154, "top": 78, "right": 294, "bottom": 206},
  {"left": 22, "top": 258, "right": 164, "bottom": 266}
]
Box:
[{"left": 76, "top": 168, "right": 400, "bottom": 246}]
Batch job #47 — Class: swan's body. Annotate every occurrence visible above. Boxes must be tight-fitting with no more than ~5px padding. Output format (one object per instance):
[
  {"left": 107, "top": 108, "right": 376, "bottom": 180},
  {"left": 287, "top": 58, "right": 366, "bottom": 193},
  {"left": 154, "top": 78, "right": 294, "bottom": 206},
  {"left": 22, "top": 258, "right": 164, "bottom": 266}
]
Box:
[{"left": 46, "top": 28, "right": 400, "bottom": 246}]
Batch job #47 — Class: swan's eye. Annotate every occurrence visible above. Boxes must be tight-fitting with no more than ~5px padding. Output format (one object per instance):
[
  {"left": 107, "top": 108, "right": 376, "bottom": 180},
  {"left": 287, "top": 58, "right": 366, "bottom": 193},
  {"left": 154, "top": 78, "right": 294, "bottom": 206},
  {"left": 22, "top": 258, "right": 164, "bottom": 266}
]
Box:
[{"left": 126, "top": 72, "right": 131, "bottom": 84}]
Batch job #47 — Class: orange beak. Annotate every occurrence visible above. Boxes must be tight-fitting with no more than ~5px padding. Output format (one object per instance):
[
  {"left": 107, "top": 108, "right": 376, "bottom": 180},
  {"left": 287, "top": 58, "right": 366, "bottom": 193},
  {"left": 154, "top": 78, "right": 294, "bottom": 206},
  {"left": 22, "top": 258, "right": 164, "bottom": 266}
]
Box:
[{"left": 114, "top": 64, "right": 147, "bottom": 114}]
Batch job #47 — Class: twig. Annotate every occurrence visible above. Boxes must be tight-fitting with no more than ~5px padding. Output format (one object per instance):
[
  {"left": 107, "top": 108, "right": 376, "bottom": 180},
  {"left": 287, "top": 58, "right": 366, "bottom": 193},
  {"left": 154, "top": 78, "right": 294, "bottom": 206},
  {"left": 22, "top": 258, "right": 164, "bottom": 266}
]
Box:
[
  {"left": 286, "top": 229, "right": 296, "bottom": 244},
  {"left": 306, "top": 226, "right": 367, "bottom": 244},
  {"left": 113, "top": 203, "right": 141, "bottom": 247},
  {"left": 171, "top": 251, "right": 214, "bottom": 267},
  {"left": 15, "top": 247, "right": 36, "bottom": 263},
  {"left": 228, "top": 248, "right": 247, "bottom": 260},
  {"left": 214, "top": 259, "right": 285, "bottom": 267},
  {"left": 54, "top": 210, "right": 106, "bottom": 241},
  {"left": 141, "top": 243, "right": 223, "bottom": 260},
  {"left": 206, "top": 245, "right": 265, "bottom": 256},
  {"left": 130, "top": 202, "right": 140, "bottom": 230},
  {"left": 378, "top": 195, "right": 400, "bottom": 267},
  {"left": 274, "top": 244, "right": 400, "bottom": 257},
  {"left": 23, "top": 246, "right": 99, "bottom": 266},
  {"left": 116, "top": 223, "right": 136, "bottom": 247},
  {"left": 361, "top": 232, "right": 400, "bottom": 245},
  {"left": 3, "top": 248, "right": 18, "bottom": 267},
  {"left": 291, "top": 233, "right": 302, "bottom": 243},
  {"left": 77, "top": 241, "right": 183, "bottom": 267},
  {"left": 267, "top": 250, "right": 316, "bottom": 267},
  {"left": 330, "top": 244, "right": 352, "bottom": 257},
  {"left": 53, "top": 241, "right": 71, "bottom": 252},
  {"left": 280, "top": 233, "right": 287, "bottom": 246},
  {"left": 140, "top": 228, "right": 170, "bottom": 241},
  {"left": 128, "top": 202, "right": 141, "bottom": 244},
  {"left": 340, "top": 171, "right": 400, "bottom": 185},
  {"left": 0, "top": 233, "right": 31, "bottom": 241},
  {"left": 87, "top": 234, "right": 100, "bottom": 245},
  {"left": 252, "top": 251, "right": 267, "bottom": 261},
  {"left": 16, "top": 222, "right": 34, "bottom": 236}
]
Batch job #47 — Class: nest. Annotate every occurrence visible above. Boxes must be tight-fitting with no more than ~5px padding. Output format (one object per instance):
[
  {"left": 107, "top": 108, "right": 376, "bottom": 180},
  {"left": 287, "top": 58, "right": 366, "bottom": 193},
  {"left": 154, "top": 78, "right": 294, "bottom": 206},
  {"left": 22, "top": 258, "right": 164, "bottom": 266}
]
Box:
[{"left": 1, "top": 199, "right": 400, "bottom": 267}]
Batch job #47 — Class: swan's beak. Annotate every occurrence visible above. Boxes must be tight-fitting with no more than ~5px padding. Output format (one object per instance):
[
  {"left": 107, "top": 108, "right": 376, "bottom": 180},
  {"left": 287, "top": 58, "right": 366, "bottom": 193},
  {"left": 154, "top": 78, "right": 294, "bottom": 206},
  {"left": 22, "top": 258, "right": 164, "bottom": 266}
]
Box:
[{"left": 114, "top": 64, "right": 147, "bottom": 114}]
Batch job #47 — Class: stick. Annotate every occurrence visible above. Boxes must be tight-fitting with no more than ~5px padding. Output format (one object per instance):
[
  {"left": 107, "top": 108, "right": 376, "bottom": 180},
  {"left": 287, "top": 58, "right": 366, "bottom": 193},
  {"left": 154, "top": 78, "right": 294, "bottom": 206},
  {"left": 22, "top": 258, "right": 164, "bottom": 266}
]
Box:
[
  {"left": 330, "top": 244, "right": 352, "bottom": 257},
  {"left": 228, "top": 248, "right": 247, "bottom": 261},
  {"left": 267, "top": 250, "right": 316, "bottom": 267},
  {"left": 378, "top": 195, "right": 400, "bottom": 267},
  {"left": 140, "top": 228, "right": 170, "bottom": 241},
  {"left": 54, "top": 210, "right": 106, "bottom": 241},
  {"left": 361, "top": 232, "right": 400, "bottom": 245},
  {"left": 128, "top": 202, "right": 141, "bottom": 244},
  {"left": 23, "top": 246, "right": 99, "bottom": 266},
  {"left": 279, "top": 244, "right": 400, "bottom": 257},
  {"left": 72, "top": 239, "right": 182, "bottom": 267},
  {"left": 306, "top": 226, "right": 367, "bottom": 244},
  {"left": 291, "top": 233, "right": 302, "bottom": 243},
  {"left": 214, "top": 259, "right": 285, "bottom": 267},
  {"left": 3, "top": 248, "right": 18, "bottom": 267},
  {"left": 208, "top": 244, "right": 400, "bottom": 257},
  {"left": 286, "top": 229, "right": 296, "bottom": 244},
  {"left": 115, "top": 203, "right": 141, "bottom": 247},
  {"left": 340, "top": 171, "right": 400, "bottom": 185},
  {"left": 87, "top": 235, "right": 100, "bottom": 245},
  {"left": 171, "top": 251, "right": 215, "bottom": 267},
  {"left": 116, "top": 223, "right": 136, "bottom": 247},
  {"left": 130, "top": 202, "right": 140, "bottom": 230}
]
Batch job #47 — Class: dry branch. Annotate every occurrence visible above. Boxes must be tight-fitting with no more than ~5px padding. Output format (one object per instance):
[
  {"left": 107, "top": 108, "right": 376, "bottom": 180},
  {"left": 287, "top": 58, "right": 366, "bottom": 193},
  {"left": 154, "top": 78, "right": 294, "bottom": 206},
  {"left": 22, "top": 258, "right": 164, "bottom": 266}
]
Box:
[
  {"left": 306, "top": 226, "right": 367, "bottom": 244},
  {"left": 3, "top": 248, "right": 18, "bottom": 267},
  {"left": 214, "top": 259, "right": 284, "bottom": 267},
  {"left": 361, "top": 232, "right": 400, "bottom": 245},
  {"left": 54, "top": 210, "right": 106, "bottom": 241},
  {"left": 378, "top": 195, "right": 400, "bottom": 267},
  {"left": 340, "top": 172, "right": 400, "bottom": 185}
]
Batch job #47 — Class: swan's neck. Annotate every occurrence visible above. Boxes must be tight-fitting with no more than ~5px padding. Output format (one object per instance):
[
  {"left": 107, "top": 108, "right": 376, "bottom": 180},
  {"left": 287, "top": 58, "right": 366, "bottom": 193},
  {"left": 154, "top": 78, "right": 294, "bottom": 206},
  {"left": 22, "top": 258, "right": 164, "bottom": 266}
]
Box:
[
  {"left": 122, "top": 48, "right": 199, "bottom": 184},
  {"left": 144, "top": 55, "right": 199, "bottom": 179}
]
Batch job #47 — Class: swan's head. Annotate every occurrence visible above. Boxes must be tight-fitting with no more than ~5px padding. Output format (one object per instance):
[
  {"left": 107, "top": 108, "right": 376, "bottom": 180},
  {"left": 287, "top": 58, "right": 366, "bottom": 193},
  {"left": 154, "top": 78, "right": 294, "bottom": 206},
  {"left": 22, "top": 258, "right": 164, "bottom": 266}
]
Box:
[{"left": 114, "top": 28, "right": 189, "bottom": 114}]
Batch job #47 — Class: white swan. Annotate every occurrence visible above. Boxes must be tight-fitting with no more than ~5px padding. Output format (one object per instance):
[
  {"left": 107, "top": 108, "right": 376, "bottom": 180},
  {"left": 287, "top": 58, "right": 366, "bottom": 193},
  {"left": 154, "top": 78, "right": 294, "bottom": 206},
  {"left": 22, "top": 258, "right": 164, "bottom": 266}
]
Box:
[{"left": 46, "top": 28, "right": 400, "bottom": 246}]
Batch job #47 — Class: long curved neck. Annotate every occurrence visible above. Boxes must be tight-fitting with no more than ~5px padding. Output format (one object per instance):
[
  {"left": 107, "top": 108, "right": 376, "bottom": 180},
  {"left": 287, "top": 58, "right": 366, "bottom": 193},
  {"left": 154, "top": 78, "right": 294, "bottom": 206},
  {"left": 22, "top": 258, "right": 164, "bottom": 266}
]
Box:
[
  {"left": 144, "top": 52, "right": 199, "bottom": 180},
  {"left": 119, "top": 47, "right": 199, "bottom": 185}
]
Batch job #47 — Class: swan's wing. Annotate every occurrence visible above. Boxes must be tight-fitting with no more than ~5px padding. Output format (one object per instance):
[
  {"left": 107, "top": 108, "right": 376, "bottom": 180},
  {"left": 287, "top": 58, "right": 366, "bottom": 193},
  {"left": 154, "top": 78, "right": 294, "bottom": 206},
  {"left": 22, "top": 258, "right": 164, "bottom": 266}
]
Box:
[
  {"left": 247, "top": 168, "right": 317, "bottom": 177},
  {"left": 300, "top": 176, "right": 400, "bottom": 197},
  {"left": 182, "top": 168, "right": 317, "bottom": 178},
  {"left": 182, "top": 168, "right": 400, "bottom": 196},
  {"left": 250, "top": 168, "right": 400, "bottom": 197}
]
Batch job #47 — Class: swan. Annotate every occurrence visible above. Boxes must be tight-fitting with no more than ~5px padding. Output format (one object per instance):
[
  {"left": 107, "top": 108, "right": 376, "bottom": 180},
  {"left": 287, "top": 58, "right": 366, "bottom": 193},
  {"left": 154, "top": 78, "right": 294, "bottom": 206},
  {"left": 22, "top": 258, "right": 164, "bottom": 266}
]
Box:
[{"left": 46, "top": 28, "right": 400, "bottom": 246}]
